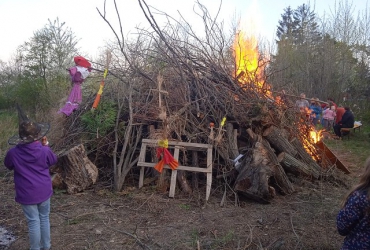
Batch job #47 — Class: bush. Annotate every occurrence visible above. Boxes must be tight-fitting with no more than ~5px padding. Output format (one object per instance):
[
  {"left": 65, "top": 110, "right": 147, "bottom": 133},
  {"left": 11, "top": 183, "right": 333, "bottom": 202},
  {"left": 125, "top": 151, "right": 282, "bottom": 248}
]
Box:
[{"left": 80, "top": 101, "right": 117, "bottom": 138}]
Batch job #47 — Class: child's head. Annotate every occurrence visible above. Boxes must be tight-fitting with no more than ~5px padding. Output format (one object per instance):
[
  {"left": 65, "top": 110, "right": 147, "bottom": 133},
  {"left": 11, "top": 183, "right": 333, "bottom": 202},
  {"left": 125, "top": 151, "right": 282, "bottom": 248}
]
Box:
[
  {"left": 331, "top": 106, "right": 336, "bottom": 111},
  {"left": 19, "top": 121, "right": 41, "bottom": 142}
]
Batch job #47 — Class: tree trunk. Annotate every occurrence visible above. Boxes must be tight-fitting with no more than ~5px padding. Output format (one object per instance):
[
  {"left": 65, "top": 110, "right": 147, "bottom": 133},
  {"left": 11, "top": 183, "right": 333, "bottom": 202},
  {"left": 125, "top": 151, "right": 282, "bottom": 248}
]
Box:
[
  {"left": 234, "top": 142, "right": 275, "bottom": 203},
  {"left": 277, "top": 152, "right": 318, "bottom": 179},
  {"left": 246, "top": 128, "right": 295, "bottom": 195},
  {"left": 263, "top": 126, "right": 297, "bottom": 156},
  {"left": 290, "top": 138, "right": 322, "bottom": 177},
  {"left": 52, "top": 144, "right": 98, "bottom": 194}
]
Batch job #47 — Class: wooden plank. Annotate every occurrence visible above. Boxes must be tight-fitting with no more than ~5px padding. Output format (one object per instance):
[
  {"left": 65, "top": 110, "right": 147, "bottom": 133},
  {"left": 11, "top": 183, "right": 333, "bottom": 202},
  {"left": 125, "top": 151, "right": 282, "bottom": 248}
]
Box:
[
  {"left": 142, "top": 139, "right": 212, "bottom": 151},
  {"left": 316, "top": 141, "right": 350, "bottom": 174},
  {"left": 138, "top": 139, "right": 213, "bottom": 200},
  {"left": 206, "top": 146, "right": 213, "bottom": 201},
  {"left": 169, "top": 146, "right": 180, "bottom": 198},
  {"left": 138, "top": 142, "right": 148, "bottom": 188},
  {"left": 137, "top": 162, "right": 212, "bottom": 173}
]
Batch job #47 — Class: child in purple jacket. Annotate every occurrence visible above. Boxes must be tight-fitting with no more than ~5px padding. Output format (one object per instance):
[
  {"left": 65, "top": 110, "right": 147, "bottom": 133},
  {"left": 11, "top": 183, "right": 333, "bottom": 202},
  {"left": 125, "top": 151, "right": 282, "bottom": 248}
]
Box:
[
  {"left": 337, "top": 157, "right": 370, "bottom": 249},
  {"left": 4, "top": 105, "right": 57, "bottom": 250}
]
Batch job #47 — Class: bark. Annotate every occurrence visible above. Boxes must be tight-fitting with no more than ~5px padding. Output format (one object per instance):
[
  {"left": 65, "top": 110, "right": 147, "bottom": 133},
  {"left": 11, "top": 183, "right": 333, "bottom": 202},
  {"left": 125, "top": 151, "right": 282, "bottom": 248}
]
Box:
[
  {"left": 246, "top": 128, "right": 295, "bottom": 195},
  {"left": 234, "top": 142, "right": 275, "bottom": 203},
  {"left": 52, "top": 144, "right": 98, "bottom": 194},
  {"left": 277, "top": 152, "right": 319, "bottom": 179},
  {"left": 263, "top": 126, "right": 297, "bottom": 156},
  {"left": 290, "top": 138, "right": 322, "bottom": 177},
  {"left": 226, "top": 123, "right": 239, "bottom": 159}
]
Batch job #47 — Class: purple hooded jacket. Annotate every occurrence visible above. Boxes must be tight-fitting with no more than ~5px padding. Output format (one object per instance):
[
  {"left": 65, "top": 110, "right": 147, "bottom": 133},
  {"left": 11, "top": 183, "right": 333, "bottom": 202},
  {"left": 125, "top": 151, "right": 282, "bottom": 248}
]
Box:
[{"left": 4, "top": 141, "right": 58, "bottom": 205}]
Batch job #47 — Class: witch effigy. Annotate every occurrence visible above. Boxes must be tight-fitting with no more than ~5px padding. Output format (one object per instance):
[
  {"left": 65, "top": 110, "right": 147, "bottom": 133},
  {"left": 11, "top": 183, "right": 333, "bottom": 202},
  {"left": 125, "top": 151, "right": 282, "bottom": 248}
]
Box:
[{"left": 58, "top": 56, "right": 91, "bottom": 116}]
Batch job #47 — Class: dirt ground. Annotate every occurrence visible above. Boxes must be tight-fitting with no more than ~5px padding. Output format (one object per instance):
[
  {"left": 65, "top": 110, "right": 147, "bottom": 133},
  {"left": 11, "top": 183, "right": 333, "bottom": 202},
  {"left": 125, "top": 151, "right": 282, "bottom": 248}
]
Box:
[{"left": 0, "top": 143, "right": 361, "bottom": 250}]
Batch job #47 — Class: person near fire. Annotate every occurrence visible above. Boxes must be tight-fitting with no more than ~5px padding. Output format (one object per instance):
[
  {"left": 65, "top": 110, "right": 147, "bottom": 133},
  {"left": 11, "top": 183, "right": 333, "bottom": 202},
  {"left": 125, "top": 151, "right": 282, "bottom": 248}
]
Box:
[
  {"left": 4, "top": 105, "right": 58, "bottom": 250},
  {"left": 58, "top": 56, "right": 92, "bottom": 116},
  {"left": 336, "top": 104, "right": 346, "bottom": 125},
  {"left": 309, "top": 98, "right": 322, "bottom": 127},
  {"left": 337, "top": 156, "right": 370, "bottom": 249},
  {"left": 295, "top": 93, "right": 310, "bottom": 113},
  {"left": 333, "top": 106, "right": 355, "bottom": 138},
  {"left": 322, "top": 105, "right": 336, "bottom": 132}
]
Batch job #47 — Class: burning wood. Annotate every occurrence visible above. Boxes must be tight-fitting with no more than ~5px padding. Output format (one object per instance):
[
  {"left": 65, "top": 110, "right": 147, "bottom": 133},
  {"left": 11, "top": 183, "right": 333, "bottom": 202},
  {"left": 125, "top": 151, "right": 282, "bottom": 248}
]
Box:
[
  {"left": 53, "top": 1, "right": 349, "bottom": 202},
  {"left": 125, "top": 2, "right": 348, "bottom": 203}
]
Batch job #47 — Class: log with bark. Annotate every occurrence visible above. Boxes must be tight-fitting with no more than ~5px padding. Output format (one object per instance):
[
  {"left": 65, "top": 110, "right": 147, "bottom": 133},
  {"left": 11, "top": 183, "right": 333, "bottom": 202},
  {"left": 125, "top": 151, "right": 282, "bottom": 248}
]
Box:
[
  {"left": 263, "top": 126, "right": 298, "bottom": 156},
  {"left": 290, "top": 138, "right": 322, "bottom": 177},
  {"left": 235, "top": 141, "right": 274, "bottom": 203},
  {"left": 247, "top": 129, "right": 294, "bottom": 193},
  {"left": 277, "top": 152, "right": 319, "bottom": 179},
  {"left": 51, "top": 144, "right": 98, "bottom": 194}
]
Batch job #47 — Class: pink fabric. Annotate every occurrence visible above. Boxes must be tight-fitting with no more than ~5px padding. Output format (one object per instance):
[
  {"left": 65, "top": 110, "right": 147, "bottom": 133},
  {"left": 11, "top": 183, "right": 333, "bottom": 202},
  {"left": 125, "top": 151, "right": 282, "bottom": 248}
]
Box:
[
  {"left": 58, "top": 67, "right": 85, "bottom": 116},
  {"left": 323, "top": 109, "right": 336, "bottom": 121}
]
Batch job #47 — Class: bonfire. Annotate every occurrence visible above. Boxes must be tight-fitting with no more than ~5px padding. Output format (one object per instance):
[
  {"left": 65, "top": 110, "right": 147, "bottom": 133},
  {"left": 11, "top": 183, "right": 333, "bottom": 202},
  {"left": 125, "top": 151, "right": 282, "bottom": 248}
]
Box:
[{"left": 50, "top": 0, "right": 349, "bottom": 203}]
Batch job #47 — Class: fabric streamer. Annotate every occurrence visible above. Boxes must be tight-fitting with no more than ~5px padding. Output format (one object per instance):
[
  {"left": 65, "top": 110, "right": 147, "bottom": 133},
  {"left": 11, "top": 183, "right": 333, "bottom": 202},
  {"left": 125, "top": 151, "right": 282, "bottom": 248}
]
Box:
[{"left": 154, "top": 139, "right": 179, "bottom": 173}]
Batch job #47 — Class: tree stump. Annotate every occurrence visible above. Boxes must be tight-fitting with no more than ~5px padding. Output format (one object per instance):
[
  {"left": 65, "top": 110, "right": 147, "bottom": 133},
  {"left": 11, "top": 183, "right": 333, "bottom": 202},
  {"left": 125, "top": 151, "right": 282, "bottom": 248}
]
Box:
[{"left": 52, "top": 144, "right": 98, "bottom": 194}]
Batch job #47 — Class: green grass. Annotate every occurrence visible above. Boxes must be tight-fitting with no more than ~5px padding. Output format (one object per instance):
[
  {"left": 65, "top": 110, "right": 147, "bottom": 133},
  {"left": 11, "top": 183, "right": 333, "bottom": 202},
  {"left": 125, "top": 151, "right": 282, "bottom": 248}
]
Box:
[{"left": 324, "top": 124, "right": 370, "bottom": 166}]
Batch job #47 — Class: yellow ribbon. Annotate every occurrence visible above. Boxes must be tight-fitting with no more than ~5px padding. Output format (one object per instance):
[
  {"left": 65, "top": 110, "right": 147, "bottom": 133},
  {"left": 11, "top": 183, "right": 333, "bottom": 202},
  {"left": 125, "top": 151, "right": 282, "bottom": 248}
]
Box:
[
  {"left": 97, "top": 85, "right": 104, "bottom": 95},
  {"left": 158, "top": 139, "right": 168, "bottom": 148},
  {"left": 220, "top": 117, "right": 226, "bottom": 126}
]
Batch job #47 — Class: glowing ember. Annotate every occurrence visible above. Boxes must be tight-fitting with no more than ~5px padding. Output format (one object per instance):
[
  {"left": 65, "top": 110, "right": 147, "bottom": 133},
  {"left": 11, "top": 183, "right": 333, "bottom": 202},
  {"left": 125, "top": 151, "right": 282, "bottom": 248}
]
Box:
[{"left": 310, "top": 129, "right": 323, "bottom": 144}]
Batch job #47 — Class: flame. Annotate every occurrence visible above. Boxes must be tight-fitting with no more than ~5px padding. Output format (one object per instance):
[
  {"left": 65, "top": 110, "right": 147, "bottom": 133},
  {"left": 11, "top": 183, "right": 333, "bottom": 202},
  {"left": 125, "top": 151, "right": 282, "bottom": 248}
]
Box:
[
  {"left": 310, "top": 129, "right": 322, "bottom": 144},
  {"left": 233, "top": 18, "right": 271, "bottom": 97},
  {"left": 298, "top": 120, "right": 323, "bottom": 161}
]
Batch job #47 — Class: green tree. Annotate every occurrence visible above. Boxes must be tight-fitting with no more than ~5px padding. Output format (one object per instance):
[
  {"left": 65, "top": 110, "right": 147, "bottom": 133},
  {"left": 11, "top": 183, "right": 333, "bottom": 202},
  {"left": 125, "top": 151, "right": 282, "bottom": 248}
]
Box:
[
  {"left": 16, "top": 18, "right": 78, "bottom": 111},
  {"left": 276, "top": 6, "right": 296, "bottom": 42}
]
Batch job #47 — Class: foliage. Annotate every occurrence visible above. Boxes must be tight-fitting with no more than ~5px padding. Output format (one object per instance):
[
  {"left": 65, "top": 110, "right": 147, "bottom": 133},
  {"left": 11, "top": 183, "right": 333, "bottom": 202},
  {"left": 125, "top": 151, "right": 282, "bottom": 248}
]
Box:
[
  {"left": 80, "top": 101, "right": 117, "bottom": 138},
  {"left": 270, "top": 0, "right": 370, "bottom": 104},
  {"left": 1, "top": 18, "right": 78, "bottom": 112},
  {"left": 0, "top": 110, "right": 17, "bottom": 160}
]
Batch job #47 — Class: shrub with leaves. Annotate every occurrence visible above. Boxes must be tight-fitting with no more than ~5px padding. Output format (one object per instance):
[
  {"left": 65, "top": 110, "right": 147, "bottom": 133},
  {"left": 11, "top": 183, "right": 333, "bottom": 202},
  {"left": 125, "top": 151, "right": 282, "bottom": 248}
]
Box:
[{"left": 81, "top": 101, "right": 117, "bottom": 138}]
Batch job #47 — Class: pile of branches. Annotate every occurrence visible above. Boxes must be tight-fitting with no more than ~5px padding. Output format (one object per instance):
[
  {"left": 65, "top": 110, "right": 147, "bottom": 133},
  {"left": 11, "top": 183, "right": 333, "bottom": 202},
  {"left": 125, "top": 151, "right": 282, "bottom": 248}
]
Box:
[{"left": 51, "top": 0, "right": 347, "bottom": 200}]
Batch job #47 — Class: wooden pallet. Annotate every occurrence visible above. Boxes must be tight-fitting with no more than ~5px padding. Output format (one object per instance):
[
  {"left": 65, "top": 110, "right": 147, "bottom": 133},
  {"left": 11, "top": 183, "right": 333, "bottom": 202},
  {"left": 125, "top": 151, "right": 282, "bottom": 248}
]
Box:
[{"left": 137, "top": 139, "right": 213, "bottom": 200}]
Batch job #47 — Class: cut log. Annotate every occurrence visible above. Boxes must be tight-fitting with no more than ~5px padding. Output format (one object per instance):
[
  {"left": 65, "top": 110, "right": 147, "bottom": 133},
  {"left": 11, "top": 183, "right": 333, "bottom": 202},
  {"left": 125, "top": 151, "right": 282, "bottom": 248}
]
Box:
[
  {"left": 290, "top": 138, "right": 322, "bottom": 177},
  {"left": 263, "top": 126, "right": 297, "bottom": 156},
  {"left": 52, "top": 144, "right": 98, "bottom": 194},
  {"left": 246, "top": 129, "right": 295, "bottom": 195},
  {"left": 234, "top": 142, "right": 274, "bottom": 202},
  {"left": 260, "top": 140, "right": 295, "bottom": 195},
  {"left": 277, "top": 152, "right": 318, "bottom": 179}
]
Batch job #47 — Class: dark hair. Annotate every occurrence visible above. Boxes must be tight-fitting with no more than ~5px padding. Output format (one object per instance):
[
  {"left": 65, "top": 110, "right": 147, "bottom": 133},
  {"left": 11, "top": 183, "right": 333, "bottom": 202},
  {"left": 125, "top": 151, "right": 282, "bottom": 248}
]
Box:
[
  {"left": 342, "top": 157, "right": 370, "bottom": 208},
  {"left": 344, "top": 106, "right": 350, "bottom": 111}
]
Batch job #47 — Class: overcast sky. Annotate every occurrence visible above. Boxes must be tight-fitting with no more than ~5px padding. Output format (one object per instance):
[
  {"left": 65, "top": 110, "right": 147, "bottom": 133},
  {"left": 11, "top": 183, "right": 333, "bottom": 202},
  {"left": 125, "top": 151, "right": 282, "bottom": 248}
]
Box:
[{"left": 0, "top": 0, "right": 368, "bottom": 62}]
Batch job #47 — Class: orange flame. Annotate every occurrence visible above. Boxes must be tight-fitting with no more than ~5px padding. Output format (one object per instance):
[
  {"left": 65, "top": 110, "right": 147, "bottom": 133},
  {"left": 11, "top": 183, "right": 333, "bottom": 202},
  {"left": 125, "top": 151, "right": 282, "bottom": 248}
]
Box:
[
  {"left": 310, "top": 129, "right": 322, "bottom": 143},
  {"left": 233, "top": 23, "right": 271, "bottom": 97}
]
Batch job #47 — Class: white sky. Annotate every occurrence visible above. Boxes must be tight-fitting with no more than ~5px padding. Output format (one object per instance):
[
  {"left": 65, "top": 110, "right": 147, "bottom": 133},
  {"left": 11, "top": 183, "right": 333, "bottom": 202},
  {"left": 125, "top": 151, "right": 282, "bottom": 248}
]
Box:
[{"left": 0, "top": 0, "right": 368, "bottom": 62}]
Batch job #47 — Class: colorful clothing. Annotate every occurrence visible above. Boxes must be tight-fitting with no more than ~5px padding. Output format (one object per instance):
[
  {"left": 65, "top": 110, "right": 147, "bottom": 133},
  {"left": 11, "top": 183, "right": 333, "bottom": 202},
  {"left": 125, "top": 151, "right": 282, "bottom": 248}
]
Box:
[
  {"left": 323, "top": 109, "right": 336, "bottom": 121},
  {"left": 4, "top": 141, "right": 57, "bottom": 204},
  {"left": 336, "top": 107, "right": 346, "bottom": 124},
  {"left": 58, "top": 66, "right": 90, "bottom": 116},
  {"left": 309, "top": 104, "right": 322, "bottom": 126},
  {"left": 337, "top": 190, "right": 370, "bottom": 249}
]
